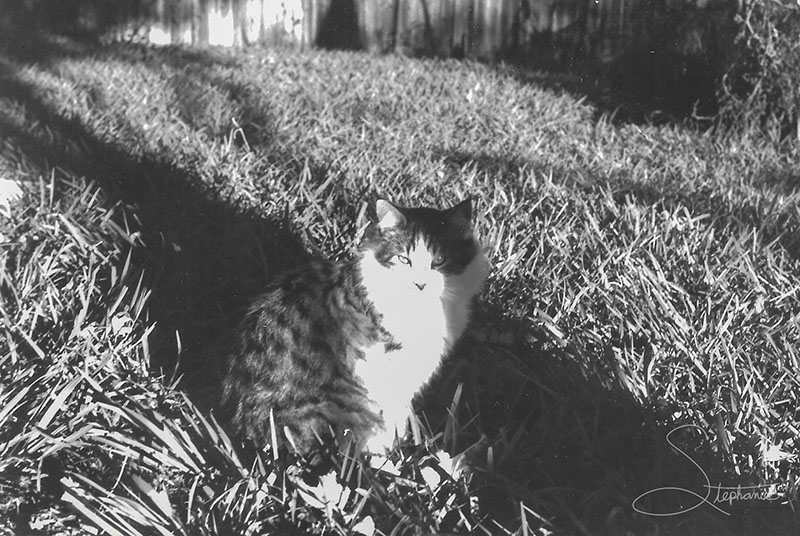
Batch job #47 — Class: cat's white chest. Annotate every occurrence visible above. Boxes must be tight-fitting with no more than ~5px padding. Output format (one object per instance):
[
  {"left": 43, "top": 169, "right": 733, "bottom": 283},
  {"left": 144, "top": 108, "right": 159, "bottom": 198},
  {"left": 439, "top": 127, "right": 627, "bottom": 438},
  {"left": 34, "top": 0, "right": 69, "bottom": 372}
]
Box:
[
  {"left": 353, "top": 247, "right": 489, "bottom": 451},
  {"left": 355, "top": 251, "right": 489, "bottom": 399},
  {"left": 358, "top": 253, "right": 448, "bottom": 355},
  {"left": 354, "top": 254, "right": 447, "bottom": 419},
  {"left": 343, "top": 200, "right": 490, "bottom": 452}
]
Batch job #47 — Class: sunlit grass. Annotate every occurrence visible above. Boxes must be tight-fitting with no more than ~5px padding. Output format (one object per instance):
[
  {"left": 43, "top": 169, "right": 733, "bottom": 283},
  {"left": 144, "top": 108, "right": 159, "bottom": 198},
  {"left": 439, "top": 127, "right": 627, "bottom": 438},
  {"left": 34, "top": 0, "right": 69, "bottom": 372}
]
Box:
[{"left": 1, "top": 35, "right": 799, "bottom": 535}]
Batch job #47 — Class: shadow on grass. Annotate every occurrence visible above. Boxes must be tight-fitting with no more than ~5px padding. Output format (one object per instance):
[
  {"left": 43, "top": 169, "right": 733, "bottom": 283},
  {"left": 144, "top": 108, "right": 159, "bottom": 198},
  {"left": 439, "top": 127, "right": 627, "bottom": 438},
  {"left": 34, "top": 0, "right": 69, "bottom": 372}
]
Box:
[
  {"left": 419, "top": 304, "right": 715, "bottom": 534},
  {"left": 0, "top": 33, "right": 310, "bottom": 409},
  {"left": 418, "top": 150, "right": 800, "bottom": 535},
  {"left": 496, "top": 49, "right": 720, "bottom": 128},
  {"left": 108, "top": 44, "right": 280, "bottom": 148}
]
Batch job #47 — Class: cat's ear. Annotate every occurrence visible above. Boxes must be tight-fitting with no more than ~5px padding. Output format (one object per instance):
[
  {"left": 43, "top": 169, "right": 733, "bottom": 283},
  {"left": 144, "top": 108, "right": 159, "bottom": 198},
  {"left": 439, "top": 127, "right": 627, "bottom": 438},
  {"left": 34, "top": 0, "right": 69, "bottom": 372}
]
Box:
[
  {"left": 449, "top": 198, "right": 473, "bottom": 223},
  {"left": 376, "top": 199, "right": 406, "bottom": 230},
  {"left": 447, "top": 198, "right": 474, "bottom": 238}
]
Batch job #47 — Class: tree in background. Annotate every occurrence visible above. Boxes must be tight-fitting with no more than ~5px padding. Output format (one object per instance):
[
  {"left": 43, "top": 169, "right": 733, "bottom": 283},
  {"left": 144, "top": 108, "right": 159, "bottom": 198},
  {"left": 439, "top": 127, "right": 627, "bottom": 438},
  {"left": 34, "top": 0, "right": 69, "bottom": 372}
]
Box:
[{"left": 718, "top": 0, "right": 800, "bottom": 141}]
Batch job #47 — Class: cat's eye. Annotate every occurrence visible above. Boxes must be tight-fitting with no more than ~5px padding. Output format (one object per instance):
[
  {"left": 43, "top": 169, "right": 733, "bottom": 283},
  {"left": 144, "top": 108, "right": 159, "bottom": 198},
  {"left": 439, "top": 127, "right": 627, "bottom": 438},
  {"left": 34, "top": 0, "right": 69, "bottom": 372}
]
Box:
[
  {"left": 431, "top": 255, "right": 446, "bottom": 269},
  {"left": 396, "top": 255, "right": 411, "bottom": 265}
]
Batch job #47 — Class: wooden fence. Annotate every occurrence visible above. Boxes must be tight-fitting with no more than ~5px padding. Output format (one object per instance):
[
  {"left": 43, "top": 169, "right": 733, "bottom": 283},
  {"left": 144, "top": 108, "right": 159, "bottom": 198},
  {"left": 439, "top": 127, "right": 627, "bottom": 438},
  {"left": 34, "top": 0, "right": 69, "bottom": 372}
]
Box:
[
  {"left": 352, "top": 0, "right": 631, "bottom": 60},
  {"left": 8, "top": 0, "right": 737, "bottom": 65}
]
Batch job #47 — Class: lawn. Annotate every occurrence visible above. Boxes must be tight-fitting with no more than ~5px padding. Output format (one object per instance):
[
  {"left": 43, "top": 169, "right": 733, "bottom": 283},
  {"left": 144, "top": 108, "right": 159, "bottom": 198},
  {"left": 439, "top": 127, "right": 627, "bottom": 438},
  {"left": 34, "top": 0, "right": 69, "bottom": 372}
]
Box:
[{"left": 1, "top": 33, "right": 799, "bottom": 535}]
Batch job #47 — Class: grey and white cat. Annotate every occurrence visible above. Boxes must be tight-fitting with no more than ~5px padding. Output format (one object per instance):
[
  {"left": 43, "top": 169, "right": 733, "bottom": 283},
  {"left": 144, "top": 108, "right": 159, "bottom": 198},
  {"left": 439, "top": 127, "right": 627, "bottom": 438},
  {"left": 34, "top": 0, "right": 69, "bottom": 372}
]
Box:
[{"left": 221, "top": 198, "right": 490, "bottom": 455}]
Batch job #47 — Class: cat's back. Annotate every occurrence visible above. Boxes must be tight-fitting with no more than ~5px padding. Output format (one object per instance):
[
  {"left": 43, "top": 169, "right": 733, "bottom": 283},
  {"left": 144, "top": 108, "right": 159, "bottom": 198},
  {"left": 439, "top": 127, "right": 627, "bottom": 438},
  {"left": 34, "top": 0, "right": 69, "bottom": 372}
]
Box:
[
  {"left": 221, "top": 258, "right": 384, "bottom": 449},
  {"left": 244, "top": 259, "right": 346, "bottom": 325},
  {"left": 233, "top": 258, "right": 379, "bottom": 366}
]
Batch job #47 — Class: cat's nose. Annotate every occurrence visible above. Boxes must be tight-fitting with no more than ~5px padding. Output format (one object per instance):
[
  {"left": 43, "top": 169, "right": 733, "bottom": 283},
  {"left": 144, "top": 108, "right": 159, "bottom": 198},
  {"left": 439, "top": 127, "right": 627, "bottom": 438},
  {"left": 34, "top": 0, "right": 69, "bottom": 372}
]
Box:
[{"left": 415, "top": 282, "right": 426, "bottom": 291}]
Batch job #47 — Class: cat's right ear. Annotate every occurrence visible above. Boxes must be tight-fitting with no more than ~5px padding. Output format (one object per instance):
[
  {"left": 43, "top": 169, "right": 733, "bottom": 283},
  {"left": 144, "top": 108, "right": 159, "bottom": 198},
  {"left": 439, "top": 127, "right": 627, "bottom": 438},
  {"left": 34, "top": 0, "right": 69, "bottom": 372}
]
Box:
[{"left": 376, "top": 200, "right": 406, "bottom": 230}]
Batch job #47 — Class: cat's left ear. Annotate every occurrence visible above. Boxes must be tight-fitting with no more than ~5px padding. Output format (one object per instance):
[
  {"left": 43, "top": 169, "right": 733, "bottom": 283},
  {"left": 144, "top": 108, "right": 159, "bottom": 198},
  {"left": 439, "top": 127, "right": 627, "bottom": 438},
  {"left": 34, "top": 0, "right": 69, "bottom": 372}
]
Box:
[
  {"left": 448, "top": 198, "right": 474, "bottom": 238},
  {"left": 449, "top": 198, "right": 473, "bottom": 224},
  {"left": 376, "top": 199, "right": 406, "bottom": 230}
]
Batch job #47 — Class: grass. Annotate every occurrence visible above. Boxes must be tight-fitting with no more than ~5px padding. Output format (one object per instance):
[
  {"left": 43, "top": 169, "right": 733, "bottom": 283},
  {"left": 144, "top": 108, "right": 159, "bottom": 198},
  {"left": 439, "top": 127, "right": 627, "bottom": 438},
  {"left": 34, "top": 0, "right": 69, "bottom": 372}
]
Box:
[{"left": 1, "top": 32, "right": 799, "bottom": 535}]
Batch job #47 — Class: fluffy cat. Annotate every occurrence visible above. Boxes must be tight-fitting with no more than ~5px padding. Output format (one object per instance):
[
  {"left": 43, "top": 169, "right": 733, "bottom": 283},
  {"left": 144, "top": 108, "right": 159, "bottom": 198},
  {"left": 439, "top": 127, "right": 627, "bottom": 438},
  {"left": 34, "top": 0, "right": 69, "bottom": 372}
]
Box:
[{"left": 220, "top": 198, "right": 490, "bottom": 455}]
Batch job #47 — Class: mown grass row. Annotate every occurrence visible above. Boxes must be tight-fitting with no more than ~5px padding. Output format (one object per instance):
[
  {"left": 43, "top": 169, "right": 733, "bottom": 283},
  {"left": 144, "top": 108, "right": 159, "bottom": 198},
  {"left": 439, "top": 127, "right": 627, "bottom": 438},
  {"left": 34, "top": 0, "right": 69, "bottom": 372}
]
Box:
[{"left": 1, "top": 35, "right": 799, "bottom": 535}]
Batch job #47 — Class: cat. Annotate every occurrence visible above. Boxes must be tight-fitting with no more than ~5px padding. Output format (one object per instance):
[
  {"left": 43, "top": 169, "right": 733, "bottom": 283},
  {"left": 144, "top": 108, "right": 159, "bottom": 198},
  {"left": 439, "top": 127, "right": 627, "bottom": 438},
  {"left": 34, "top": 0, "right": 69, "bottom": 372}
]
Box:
[{"left": 220, "top": 198, "right": 490, "bottom": 456}]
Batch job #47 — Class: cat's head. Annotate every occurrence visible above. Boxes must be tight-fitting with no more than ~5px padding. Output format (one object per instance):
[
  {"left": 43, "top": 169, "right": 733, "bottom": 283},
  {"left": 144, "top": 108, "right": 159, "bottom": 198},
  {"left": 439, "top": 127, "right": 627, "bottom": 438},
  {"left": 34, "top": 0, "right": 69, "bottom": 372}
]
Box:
[{"left": 360, "top": 199, "right": 481, "bottom": 294}]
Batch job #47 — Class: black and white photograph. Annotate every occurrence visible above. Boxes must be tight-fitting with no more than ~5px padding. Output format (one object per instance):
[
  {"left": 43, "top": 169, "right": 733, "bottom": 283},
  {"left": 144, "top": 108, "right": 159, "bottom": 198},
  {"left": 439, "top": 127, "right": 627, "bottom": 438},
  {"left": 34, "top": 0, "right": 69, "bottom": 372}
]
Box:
[{"left": 0, "top": 1, "right": 798, "bottom": 534}]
